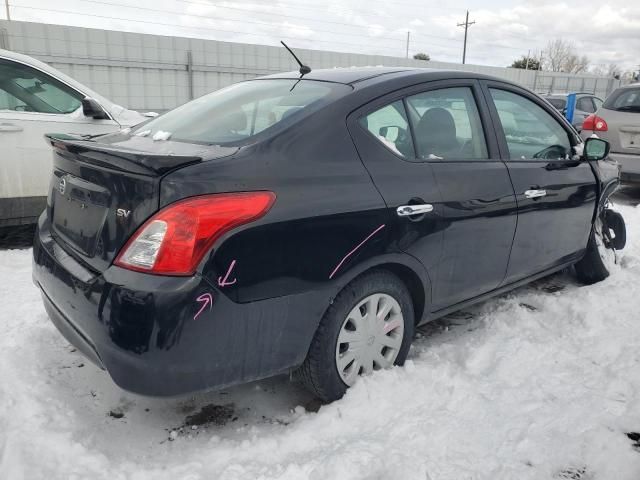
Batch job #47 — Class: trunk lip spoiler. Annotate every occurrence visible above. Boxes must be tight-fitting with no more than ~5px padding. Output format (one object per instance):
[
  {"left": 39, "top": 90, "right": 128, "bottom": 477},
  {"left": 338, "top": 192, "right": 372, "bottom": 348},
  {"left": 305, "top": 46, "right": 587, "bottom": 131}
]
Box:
[{"left": 45, "top": 133, "right": 236, "bottom": 176}]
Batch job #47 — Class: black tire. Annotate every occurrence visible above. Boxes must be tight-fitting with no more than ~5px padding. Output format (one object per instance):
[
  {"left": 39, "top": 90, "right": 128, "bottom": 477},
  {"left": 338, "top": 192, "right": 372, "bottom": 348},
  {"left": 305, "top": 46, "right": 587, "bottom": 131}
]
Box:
[
  {"left": 605, "top": 209, "right": 626, "bottom": 250},
  {"left": 295, "top": 270, "right": 415, "bottom": 403}
]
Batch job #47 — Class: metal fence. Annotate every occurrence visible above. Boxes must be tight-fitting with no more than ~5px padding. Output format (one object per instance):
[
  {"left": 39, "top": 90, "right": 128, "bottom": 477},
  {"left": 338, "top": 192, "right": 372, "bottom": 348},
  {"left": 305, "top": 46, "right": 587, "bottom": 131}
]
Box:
[{"left": 0, "top": 19, "right": 623, "bottom": 112}]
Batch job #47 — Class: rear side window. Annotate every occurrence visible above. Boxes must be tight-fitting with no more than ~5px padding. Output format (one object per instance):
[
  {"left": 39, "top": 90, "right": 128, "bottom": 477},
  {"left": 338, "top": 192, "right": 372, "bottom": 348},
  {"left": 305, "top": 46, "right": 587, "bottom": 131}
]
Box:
[
  {"left": 0, "top": 59, "right": 83, "bottom": 114},
  {"left": 603, "top": 87, "right": 640, "bottom": 113},
  {"left": 360, "top": 100, "right": 415, "bottom": 158},
  {"left": 489, "top": 89, "right": 571, "bottom": 161},
  {"left": 406, "top": 87, "right": 488, "bottom": 160},
  {"left": 133, "top": 79, "right": 349, "bottom": 145}
]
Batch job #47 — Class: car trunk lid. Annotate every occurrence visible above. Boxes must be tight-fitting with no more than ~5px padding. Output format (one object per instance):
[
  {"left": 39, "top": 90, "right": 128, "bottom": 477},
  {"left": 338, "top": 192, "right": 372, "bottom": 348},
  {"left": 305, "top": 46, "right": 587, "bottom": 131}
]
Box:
[{"left": 46, "top": 133, "right": 237, "bottom": 272}]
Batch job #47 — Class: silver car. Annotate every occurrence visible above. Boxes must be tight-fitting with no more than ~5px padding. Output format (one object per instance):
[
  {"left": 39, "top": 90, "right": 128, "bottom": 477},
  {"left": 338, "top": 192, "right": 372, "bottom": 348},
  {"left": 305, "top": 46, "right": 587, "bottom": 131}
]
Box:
[
  {"left": 581, "top": 84, "right": 640, "bottom": 184},
  {"left": 543, "top": 93, "right": 603, "bottom": 132}
]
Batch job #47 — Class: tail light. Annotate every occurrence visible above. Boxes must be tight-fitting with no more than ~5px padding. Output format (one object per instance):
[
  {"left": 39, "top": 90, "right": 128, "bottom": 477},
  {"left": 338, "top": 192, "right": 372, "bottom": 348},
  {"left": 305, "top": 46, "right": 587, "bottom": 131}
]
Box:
[
  {"left": 115, "top": 192, "right": 275, "bottom": 275},
  {"left": 582, "top": 114, "right": 608, "bottom": 132}
]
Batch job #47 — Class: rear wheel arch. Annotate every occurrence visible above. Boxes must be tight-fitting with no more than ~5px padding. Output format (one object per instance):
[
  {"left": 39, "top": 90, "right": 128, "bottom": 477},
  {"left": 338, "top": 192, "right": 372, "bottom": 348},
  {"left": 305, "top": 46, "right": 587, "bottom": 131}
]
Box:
[
  {"left": 374, "top": 263, "right": 426, "bottom": 324},
  {"left": 328, "top": 260, "right": 429, "bottom": 326}
]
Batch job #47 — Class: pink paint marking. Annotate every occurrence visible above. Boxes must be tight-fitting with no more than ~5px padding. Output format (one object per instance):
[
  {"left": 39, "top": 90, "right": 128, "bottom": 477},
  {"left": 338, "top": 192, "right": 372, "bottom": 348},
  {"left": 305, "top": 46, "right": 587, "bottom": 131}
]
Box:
[
  {"left": 194, "top": 293, "right": 213, "bottom": 320},
  {"left": 384, "top": 318, "right": 402, "bottom": 334},
  {"left": 217, "top": 260, "right": 237, "bottom": 287},
  {"left": 329, "top": 224, "right": 386, "bottom": 279}
]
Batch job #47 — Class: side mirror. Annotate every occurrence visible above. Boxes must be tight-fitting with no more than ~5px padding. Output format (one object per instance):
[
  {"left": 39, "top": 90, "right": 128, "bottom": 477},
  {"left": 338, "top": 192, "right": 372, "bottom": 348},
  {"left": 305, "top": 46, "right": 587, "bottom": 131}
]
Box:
[
  {"left": 82, "top": 97, "right": 110, "bottom": 120},
  {"left": 583, "top": 137, "right": 610, "bottom": 161}
]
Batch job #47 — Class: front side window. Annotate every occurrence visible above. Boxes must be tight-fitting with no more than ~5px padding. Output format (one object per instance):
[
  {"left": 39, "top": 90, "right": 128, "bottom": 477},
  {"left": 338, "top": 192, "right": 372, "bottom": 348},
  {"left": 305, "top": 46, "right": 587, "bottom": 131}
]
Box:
[
  {"left": 577, "top": 96, "right": 595, "bottom": 113},
  {"left": 406, "top": 87, "right": 488, "bottom": 160},
  {"left": 489, "top": 89, "right": 571, "bottom": 160},
  {"left": 359, "top": 100, "right": 414, "bottom": 158},
  {"left": 133, "top": 79, "right": 350, "bottom": 145},
  {"left": 0, "top": 59, "right": 83, "bottom": 114},
  {"left": 593, "top": 97, "right": 603, "bottom": 110}
]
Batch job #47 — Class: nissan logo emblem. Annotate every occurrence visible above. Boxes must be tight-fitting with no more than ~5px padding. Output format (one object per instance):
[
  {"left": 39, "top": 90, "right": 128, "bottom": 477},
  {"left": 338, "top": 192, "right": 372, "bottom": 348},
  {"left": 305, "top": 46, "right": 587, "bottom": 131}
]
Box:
[{"left": 58, "top": 178, "right": 66, "bottom": 195}]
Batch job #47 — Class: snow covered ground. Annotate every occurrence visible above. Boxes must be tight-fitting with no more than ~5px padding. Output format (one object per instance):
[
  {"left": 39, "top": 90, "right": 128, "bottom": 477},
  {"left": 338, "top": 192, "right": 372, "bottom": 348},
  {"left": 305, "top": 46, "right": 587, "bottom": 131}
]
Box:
[{"left": 2, "top": 204, "right": 640, "bottom": 480}]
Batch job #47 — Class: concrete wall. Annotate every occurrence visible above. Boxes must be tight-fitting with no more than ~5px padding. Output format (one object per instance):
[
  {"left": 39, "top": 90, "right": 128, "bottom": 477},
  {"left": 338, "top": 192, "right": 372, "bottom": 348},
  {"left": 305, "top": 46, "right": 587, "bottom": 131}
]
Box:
[{"left": 0, "top": 20, "right": 622, "bottom": 112}]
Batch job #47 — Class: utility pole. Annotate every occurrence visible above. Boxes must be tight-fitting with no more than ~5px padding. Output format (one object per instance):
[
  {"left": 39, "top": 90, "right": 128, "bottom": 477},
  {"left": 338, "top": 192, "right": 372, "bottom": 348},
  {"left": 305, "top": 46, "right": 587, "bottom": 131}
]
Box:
[
  {"left": 525, "top": 49, "right": 531, "bottom": 70},
  {"left": 457, "top": 10, "right": 475, "bottom": 64},
  {"left": 405, "top": 31, "right": 410, "bottom": 59},
  {"left": 4, "top": 0, "right": 10, "bottom": 21}
]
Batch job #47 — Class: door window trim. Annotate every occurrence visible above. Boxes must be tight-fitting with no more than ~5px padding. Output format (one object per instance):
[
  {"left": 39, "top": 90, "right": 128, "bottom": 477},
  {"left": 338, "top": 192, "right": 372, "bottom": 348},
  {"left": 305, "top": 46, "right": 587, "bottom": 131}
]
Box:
[{"left": 348, "top": 78, "right": 500, "bottom": 163}]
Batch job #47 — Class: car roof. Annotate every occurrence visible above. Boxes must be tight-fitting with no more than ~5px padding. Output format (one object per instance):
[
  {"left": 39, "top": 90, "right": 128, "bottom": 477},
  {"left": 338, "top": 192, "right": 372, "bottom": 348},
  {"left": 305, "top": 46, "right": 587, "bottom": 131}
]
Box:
[
  {"left": 257, "top": 67, "right": 514, "bottom": 87},
  {"left": 616, "top": 82, "right": 640, "bottom": 90},
  {"left": 543, "top": 92, "right": 596, "bottom": 98},
  {"left": 259, "top": 67, "right": 420, "bottom": 84}
]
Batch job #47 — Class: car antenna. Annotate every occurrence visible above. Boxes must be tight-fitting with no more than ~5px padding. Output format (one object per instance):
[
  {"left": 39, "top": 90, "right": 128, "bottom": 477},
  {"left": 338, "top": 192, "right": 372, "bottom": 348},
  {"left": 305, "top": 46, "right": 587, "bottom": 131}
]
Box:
[{"left": 280, "top": 41, "right": 311, "bottom": 77}]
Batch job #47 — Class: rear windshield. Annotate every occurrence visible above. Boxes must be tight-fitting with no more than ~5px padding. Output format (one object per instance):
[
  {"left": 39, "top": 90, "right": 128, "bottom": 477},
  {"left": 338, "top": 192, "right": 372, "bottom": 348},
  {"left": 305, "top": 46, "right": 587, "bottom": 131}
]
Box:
[
  {"left": 603, "top": 87, "right": 640, "bottom": 113},
  {"left": 546, "top": 98, "right": 566, "bottom": 110},
  {"left": 132, "top": 79, "right": 350, "bottom": 145}
]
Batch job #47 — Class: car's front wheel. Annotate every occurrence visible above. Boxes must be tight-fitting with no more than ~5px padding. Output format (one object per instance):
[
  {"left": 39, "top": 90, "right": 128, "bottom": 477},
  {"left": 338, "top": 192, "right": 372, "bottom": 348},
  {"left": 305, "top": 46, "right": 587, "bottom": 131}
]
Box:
[
  {"left": 296, "top": 270, "right": 414, "bottom": 403},
  {"left": 575, "top": 209, "right": 625, "bottom": 284}
]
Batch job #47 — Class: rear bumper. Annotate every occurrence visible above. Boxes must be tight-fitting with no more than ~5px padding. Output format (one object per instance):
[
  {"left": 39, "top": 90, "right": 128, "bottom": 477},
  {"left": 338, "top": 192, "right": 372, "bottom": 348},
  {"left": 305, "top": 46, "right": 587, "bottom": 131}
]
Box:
[
  {"left": 33, "top": 215, "right": 325, "bottom": 397},
  {"left": 609, "top": 152, "right": 640, "bottom": 183}
]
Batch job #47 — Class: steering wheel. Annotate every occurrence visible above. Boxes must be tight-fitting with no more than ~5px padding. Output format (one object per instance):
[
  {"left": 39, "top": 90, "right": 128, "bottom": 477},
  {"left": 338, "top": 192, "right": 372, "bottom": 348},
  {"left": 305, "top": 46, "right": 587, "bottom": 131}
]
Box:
[{"left": 533, "top": 144, "right": 567, "bottom": 160}]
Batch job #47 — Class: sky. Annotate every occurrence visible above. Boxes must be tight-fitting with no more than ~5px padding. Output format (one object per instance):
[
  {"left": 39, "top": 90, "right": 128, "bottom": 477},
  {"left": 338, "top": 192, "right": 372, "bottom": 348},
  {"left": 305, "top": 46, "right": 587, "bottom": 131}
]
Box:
[{"left": 2, "top": 0, "right": 639, "bottom": 72}]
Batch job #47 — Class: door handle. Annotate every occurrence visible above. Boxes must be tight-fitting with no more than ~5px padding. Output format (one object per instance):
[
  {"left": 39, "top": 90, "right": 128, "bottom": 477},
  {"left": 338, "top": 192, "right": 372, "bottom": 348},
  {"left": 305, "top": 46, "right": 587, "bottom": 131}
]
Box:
[
  {"left": 396, "top": 204, "right": 434, "bottom": 216},
  {"left": 0, "top": 123, "right": 23, "bottom": 132},
  {"left": 524, "top": 189, "right": 547, "bottom": 199}
]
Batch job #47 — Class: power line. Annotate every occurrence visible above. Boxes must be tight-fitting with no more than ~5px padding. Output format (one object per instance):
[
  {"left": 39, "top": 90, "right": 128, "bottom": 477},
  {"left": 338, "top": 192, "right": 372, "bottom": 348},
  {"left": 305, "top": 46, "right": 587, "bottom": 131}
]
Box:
[
  {"left": 10, "top": 4, "right": 406, "bottom": 54},
  {"left": 10, "top": 0, "right": 542, "bottom": 60},
  {"left": 176, "top": 0, "right": 465, "bottom": 16},
  {"left": 456, "top": 10, "right": 475, "bottom": 64},
  {"left": 62, "top": 0, "right": 408, "bottom": 42},
  {"left": 32, "top": 0, "right": 479, "bottom": 50}
]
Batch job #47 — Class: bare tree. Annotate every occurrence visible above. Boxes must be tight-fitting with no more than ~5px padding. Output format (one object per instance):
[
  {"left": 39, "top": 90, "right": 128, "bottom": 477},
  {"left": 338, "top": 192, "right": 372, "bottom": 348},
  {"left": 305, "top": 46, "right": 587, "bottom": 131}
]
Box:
[
  {"left": 543, "top": 39, "right": 590, "bottom": 73},
  {"left": 564, "top": 54, "right": 589, "bottom": 74},
  {"left": 591, "top": 63, "right": 622, "bottom": 78}
]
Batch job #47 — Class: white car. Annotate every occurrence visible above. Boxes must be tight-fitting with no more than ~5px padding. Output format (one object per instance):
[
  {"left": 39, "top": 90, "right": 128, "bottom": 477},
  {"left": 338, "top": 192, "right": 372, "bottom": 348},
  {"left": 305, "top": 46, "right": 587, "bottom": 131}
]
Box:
[{"left": 0, "top": 49, "right": 149, "bottom": 227}]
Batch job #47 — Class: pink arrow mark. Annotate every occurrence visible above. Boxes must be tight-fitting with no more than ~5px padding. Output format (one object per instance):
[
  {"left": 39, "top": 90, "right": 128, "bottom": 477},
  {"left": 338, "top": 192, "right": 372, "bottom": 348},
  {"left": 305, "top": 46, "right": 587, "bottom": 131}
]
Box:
[
  {"left": 194, "top": 293, "right": 213, "bottom": 320},
  {"left": 218, "top": 260, "right": 237, "bottom": 287}
]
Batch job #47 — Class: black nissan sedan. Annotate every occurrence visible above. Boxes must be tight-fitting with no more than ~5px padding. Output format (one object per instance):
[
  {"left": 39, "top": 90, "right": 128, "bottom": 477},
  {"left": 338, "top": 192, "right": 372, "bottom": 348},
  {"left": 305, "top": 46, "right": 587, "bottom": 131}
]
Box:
[{"left": 33, "top": 67, "right": 625, "bottom": 402}]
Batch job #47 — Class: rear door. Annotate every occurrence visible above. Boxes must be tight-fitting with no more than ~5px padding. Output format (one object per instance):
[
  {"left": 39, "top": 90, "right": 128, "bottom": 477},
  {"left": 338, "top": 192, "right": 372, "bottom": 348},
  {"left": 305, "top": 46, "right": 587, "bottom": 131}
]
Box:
[
  {"left": 482, "top": 82, "right": 597, "bottom": 284},
  {"left": 349, "top": 80, "right": 517, "bottom": 311}
]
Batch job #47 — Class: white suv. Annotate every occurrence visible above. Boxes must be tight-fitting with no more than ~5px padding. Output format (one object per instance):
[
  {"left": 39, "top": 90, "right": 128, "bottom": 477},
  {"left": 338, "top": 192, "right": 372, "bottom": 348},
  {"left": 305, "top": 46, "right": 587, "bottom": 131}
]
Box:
[{"left": 0, "top": 49, "right": 148, "bottom": 227}]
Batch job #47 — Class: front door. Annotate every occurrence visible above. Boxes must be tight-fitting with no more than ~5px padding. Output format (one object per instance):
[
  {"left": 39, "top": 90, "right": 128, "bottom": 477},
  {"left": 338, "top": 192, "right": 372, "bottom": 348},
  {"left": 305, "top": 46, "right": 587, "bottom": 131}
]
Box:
[{"left": 482, "top": 83, "right": 598, "bottom": 284}]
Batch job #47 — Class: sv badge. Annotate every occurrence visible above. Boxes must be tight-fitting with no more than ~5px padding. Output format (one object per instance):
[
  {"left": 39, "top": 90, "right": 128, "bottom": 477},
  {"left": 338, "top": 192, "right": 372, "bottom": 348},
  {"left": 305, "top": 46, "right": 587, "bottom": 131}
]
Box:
[{"left": 116, "top": 208, "right": 131, "bottom": 219}]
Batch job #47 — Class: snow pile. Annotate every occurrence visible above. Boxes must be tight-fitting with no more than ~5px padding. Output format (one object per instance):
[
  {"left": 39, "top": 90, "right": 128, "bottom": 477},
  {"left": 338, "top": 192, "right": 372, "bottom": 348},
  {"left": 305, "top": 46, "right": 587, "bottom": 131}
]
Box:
[
  {"left": 152, "top": 130, "right": 172, "bottom": 141},
  {"left": 1, "top": 206, "right": 640, "bottom": 479}
]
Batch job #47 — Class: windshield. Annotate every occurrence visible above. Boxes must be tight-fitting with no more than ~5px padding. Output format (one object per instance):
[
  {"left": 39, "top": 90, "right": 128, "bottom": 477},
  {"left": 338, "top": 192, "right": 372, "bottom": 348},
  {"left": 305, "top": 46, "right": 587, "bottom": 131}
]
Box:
[
  {"left": 603, "top": 87, "right": 640, "bottom": 113},
  {"left": 132, "top": 79, "right": 350, "bottom": 145}
]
